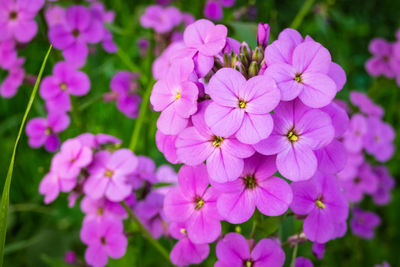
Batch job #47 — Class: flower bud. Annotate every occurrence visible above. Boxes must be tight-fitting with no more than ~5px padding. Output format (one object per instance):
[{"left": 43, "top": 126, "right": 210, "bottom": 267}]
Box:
[
  {"left": 233, "top": 61, "right": 247, "bottom": 76},
  {"left": 239, "top": 53, "right": 249, "bottom": 67},
  {"left": 257, "top": 23, "right": 270, "bottom": 47},
  {"left": 248, "top": 61, "right": 259, "bottom": 78},
  {"left": 239, "top": 41, "right": 251, "bottom": 61},
  {"left": 231, "top": 54, "right": 239, "bottom": 66},
  {"left": 252, "top": 46, "right": 264, "bottom": 64}
]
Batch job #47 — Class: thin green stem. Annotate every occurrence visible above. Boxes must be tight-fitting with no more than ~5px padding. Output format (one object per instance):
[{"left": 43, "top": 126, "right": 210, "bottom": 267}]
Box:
[
  {"left": 116, "top": 45, "right": 141, "bottom": 73},
  {"left": 0, "top": 45, "right": 52, "bottom": 267},
  {"left": 289, "top": 232, "right": 300, "bottom": 267},
  {"left": 121, "top": 202, "right": 171, "bottom": 264},
  {"left": 289, "top": 0, "right": 316, "bottom": 29}
]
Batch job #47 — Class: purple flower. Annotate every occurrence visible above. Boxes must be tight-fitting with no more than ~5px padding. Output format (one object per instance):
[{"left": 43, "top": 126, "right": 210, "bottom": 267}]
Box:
[
  {"left": 40, "top": 62, "right": 90, "bottom": 112},
  {"left": 140, "top": 5, "right": 182, "bottom": 34},
  {"left": 290, "top": 172, "right": 349, "bottom": 243},
  {"left": 169, "top": 222, "right": 209, "bottom": 266},
  {"left": 350, "top": 207, "right": 381, "bottom": 239},
  {"left": 372, "top": 166, "right": 395, "bottom": 205},
  {"left": 128, "top": 155, "right": 156, "bottom": 189},
  {"left": 45, "top": 5, "right": 66, "bottom": 27},
  {"left": 265, "top": 39, "right": 337, "bottom": 108},
  {"left": 0, "top": 0, "right": 44, "bottom": 43},
  {"left": 164, "top": 164, "right": 222, "bottom": 244},
  {"left": 51, "top": 139, "right": 93, "bottom": 179},
  {"left": 342, "top": 114, "right": 367, "bottom": 153},
  {"left": 26, "top": 112, "right": 70, "bottom": 152},
  {"left": 81, "top": 196, "right": 126, "bottom": 223},
  {"left": 257, "top": 23, "right": 270, "bottom": 47},
  {"left": 49, "top": 5, "right": 103, "bottom": 67},
  {"left": 337, "top": 152, "right": 364, "bottom": 181},
  {"left": 366, "top": 38, "right": 395, "bottom": 78},
  {"left": 84, "top": 149, "right": 137, "bottom": 202},
  {"left": 135, "top": 191, "right": 166, "bottom": 239},
  {"left": 64, "top": 251, "right": 76, "bottom": 264},
  {"left": 176, "top": 101, "right": 254, "bottom": 183},
  {"left": 156, "top": 130, "right": 179, "bottom": 164},
  {"left": 375, "top": 261, "right": 391, "bottom": 267},
  {"left": 0, "top": 39, "right": 17, "bottom": 70},
  {"left": 204, "top": 0, "right": 223, "bottom": 20},
  {"left": 39, "top": 171, "right": 77, "bottom": 204},
  {"left": 312, "top": 243, "right": 325, "bottom": 259},
  {"left": 340, "top": 162, "right": 378, "bottom": 202},
  {"left": 150, "top": 58, "right": 198, "bottom": 135},
  {"left": 215, "top": 233, "right": 285, "bottom": 267},
  {"left": 295, "top": 257, "right": 313, "bottom": 267},
  {"left": 350, "top": 91, "right": 384, "bottom": 118},
  {"left": 364, "top": 116, "right": 395, "bottom": 162},
  {"left": 154, "top": 164, "right": 178, "bottom": 195},
  {"left": 0, "top": 58, "right": 24, "bottom": 98},
  {"left": 205, "top": 68, "right": 280, "bottom": 144},
  {"left": 107, "top": 71, "right": 141, "bottom": 118},
  {"left": 215, "top": 154, "right": 292, "bottom": 224},
  {"left": 254, "top": 100, "right": 334, "bottom": 181},
  {"left": 80, "top": 219, "right": 127, "bottom": 267}
]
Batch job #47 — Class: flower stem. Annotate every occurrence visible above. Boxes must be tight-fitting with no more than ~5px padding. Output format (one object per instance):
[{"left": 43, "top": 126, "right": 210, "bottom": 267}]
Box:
[
  {"left": 121, "top": 202, "right": 171, "bottom": 263},
  {"left": 289, "top": 0, "right": 316, "bottom": 29},
  {"left": 289, "top": 232, "right": 300, "bottom": 267}
]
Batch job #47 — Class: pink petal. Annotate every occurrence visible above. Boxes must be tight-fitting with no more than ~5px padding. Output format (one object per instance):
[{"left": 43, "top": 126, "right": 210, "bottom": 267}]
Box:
[
  {"left": 243, "top": 75, "right": 280, "bottom": 114},
  {"left": 303, "top": 209, "right": 335, "bottom": 243},
  {"left": 178, "top": 164, "right": 210, "bottom": 198},
  {"left": 106, "top": 234, "right": 127, "bottom": 258},
  {"left": 176, "top": 127, "right": 214, "bottom": 165},
  {"left": 157, "top": 106, "right": 188, "bottom": 135},
  {"left": 235, "top": 113, "right": 273, "bottom": 145},
  {"left": 299, "top": 72, "right": 337, "bottom": 108},
  {"left": 290, "top": 180, "right": 318, "bottom": 215},
  {"left": 207, "top": 149, "right": 243, "bottom": 182},
  {"left": 164, "top": 187, "right": 194, "bottom": 222},
  {"left": 216, "top": 233, "right": 250, "bottom": 265},
  {"left": 292, "top": 41, "right": 331, "bottom": 74},
  {"left": 264, "top": 64, "right": 303, "bottom": 101},
  {"left": 85, "top": 244, "right": 108, "bottom": 267},
  {"left": 251, "top": 239, "right": 285, "bottom": 267},
  {"left": 217, "top": 189, "right": 255, "bottom": 224},
  {"left": 205, "top": 102, "right": 244, "bottom": 137}
]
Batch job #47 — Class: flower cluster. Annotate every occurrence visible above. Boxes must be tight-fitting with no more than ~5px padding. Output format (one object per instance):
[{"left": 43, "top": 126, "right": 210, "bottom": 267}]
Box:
[
  {"left": 0, "top": 0, "right": 44, "bottom": 97},
  {"left": 366, "top": 29, "right": 400, "bottom": 86},
  {"left": 38, "top": 133, "right": 178, "bottom": 267},
  {"left": 148, "top": 19, "right": 396, "bottom": 266}
]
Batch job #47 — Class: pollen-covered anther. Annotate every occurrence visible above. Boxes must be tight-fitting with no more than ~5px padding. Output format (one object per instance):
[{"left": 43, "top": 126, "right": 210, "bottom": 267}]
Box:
[
  {"left": 9, "top": 11, "right": 18, "bottom": 20},
  {"left": 294, "top": 72, "right": 303, "bottom": 83},
  {"left": 97, "top": 208, "right": 104, "bottom": 215},
  {"left": 287, "top": 131, "right": 299, "bottom": 142},
  {"left": 243, "top": 175, "right": 257, "bottom": 189},
  {"left": 180, "top": 228, "right": 187, "bottom": 234},
  {"left": 105, "top": 169, "right": 114, "bottom": 178},
  {"left": 59, "top": 82, "right": 68, "bottom": 91},
  {"left": 194, "top": 196, "right": 205, "bottom": 210},
  {"left": 315, "top": 199, "right": 326, "bottom": 209},
  {"left": 44, "top": 127, "right": 52, "bottom": 136},
  {"left": 212, "top": 136, "right": 224, "bottom": 147},
  {"left": 175, "top": 89, "right": 181, "bottom": 100},
  {"left": 245, "top": 260, "right": 253, "bottom": 267},
  {"left": 238, "top": 99, "right": 247, "bottom": 109}
]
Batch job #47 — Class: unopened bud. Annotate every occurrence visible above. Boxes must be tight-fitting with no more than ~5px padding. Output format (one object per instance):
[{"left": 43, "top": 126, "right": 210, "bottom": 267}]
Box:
[
  {"left": 257, "top": 23, "right": 270, "bottom": 47},
  {"left": 239, "top": 42, "right": 251, "bottom": 61},
  {"left": 252, "top": 46, "right": 264, "bottom": 64},
  {"left": 248, "top": 61, "right": 259, "bottom": 78},
  {"left": 231, "top": 54, "right": 239, "bottom": 66},
  {"left": 239, "top": 53, "right": 249, "bottom": 67},
  {"left": 233, "top": 61, "right": 247, "bottom": 76}
]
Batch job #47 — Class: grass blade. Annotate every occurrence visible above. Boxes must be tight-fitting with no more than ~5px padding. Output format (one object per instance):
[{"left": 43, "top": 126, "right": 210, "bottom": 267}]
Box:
[{"left": 0, "top": 45, "right": 52, "bottom": 267}]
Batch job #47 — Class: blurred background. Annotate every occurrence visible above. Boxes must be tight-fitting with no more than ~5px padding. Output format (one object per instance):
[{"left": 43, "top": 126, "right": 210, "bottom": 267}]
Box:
[{"left": 0, "top": 0, "right": 399, "bottom": 266}]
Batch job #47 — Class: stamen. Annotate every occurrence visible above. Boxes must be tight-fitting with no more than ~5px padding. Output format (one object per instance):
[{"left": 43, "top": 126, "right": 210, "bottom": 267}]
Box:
[
  {"left": 44, "top": 127, "right": 52, "bottom": 136},
  {"left": 315, "top": 195, "right": 326, "bottom": 209},
  {"left": 212, "top": 136, "right": 224, "bottom": 147},
  {"left": 97, "top": 208, "right": 104, "bottom": 215},
  {"left": 238, "top": 99, "right": 247, "bottom": 109},
  {"left": 9, "top": 11, "right": 18, "bottom": 20},
  {"left": 245, "top": 260, "right": 253, "bottom": 267},
  {"left": 59, "top": 82, "right": 68, "bottom": 91},
  {"left": 194, "top": 196, "right": 205, "bottom": 210},
  {"left": 294, "top": 73, "right": 303, "bottom": 83},
  {"left": 105, "top": 169, "right": 114, "bottom": 178},
  {"left": 100, "top": 236, "right": 107, "bottom": 245},
  {"left": 72, "top": 29, "right": 80, "bottom": 37},
  {"left": 180, "top": 228, "right": 187, "bottom": 234},
  {"left": 242, "top": 175, "right": 257, "bottom": 189},
  {"left": 287, "top": 131, "right": 299, "bottom": 142},
  {"left": 175, "top": 89, "right": 181, "bottom": 100}
]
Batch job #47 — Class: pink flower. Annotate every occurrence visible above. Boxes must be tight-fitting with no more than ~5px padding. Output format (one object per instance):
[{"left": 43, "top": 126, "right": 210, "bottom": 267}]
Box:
[
  {"left": 0, "top": 57, "right": 24, "bottom": 98},
  {"left": 205, "top": 68, "right": 280, "bottom": 144},
  {"left": 295, "top": 257, "right": 313, "bottom": 267},
  {"left": 81, "top": 196, "right": 127, "bottom": 223},
  {"left": 80, "top": 219, "right": 127, "bottom": 267},
  {"left": 169, "top": 222, "right": 209, "bottom": 266},
  {"left": 290, "top": 172, "right": 349, "bottom": 243},
  {"left": 140, "top": 5, "right": 182, "bottom": 34},
  {"left": 51, "top": 139, "right": 93, "bottom": 179},
  {"left": 365, "top": 38, "right": 395, "bottom": 78},
  {"left": 204, "top": 0, "right": 223, "bottom": 20},
  {"left": 156, "top": 130, "right": 179, "bottom": 164},
  {"left": 254, "top": 100, "right": 334, "bottom": 181},
  {"left": 372, "top": 166, "right": 395, "bottom": 205},
  {"left": 39, "top": 171, "right": 77, "bottom": 204},
  {"left": 164, "top": 165, "right": 222, "bottom": 244},
  {"left": 26, "top": 112, "right": 70, "bottom": 152},
  {"left": 343, "top": 114, "right": 367, "bottom": 153},
  {"left": 265, "top": 38, "right": 337, "bottom": 108},
  {"left": 215, "top": 154, "right": 292, "bottom": 224},
  {"left": 350, "top": 91, "right": 384, "bottom": 118},
  {"left": 364, "top": 116, "right": 395, "bottom": 162},
  {"left": 0, "top": 0, "right": 44, "bottom": 43},
  {"left": 128, "top": 155, "right": 156, "bottom": 189},
  {"left": 49, "top": 5, "right": 104, "bottom": 67},
  {"left": 176, "top": 101, "right": 254, "bottom": 183},
  {"left": 0, "top": 39, "right": 17, "bottom": 70},
  {"left": 215, "top": 233, "right": 285, "bottom": 267},
  {"left": 84, "top": 149, "right": 138, "bottom": 202},
  {"left": 350, "top": 207, "right": 381, "bottom": 239},
  {"left": 150, "top": 58, "right": 198, "bottom": 135},
  {"left": 40, "top": 62, "right": 90, "bottom": 112}
]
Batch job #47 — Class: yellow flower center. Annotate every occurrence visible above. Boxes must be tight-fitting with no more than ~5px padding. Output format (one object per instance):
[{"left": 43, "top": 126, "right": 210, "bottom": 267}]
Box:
[
  {"left": 294, "top": 73, "right": 303, "bottom": 83},
  {"left": 59, "top": 82, "right": 68, "bottom": 91},
  {"left": 287, "top": 131, "right": 299, "bottom": 142},
  {"left": 175, "top": 90, "right": 181, "bottom": 100},
  {"left": 212, "top": 136, "right": 224, "bottom": 147},
  {"left": 180, "top": 228, "right": 187, "bottom": 234},
  {"left": 315, "top": 196, "right": 326, "bottom": 209},
  {"left": 243, "top": 175, "right": 257, "bottom": 189},
  {"left": 194, "top": 196, "right": 205, "bottom": 210},
  {"left": 245, "top": 260, "right": 253, "bottom": 267},
  {"left": 238, "top": 99, "right": 247, "bottom": 109},
  {"left": 105, "top": 169, "right": 114, "bottom": 178},
  {"left": 44, "top": 127, "right": 52, "bottom": 136},
  {"left": 97, "top": 208, "right": 104, "bottom": 215}
]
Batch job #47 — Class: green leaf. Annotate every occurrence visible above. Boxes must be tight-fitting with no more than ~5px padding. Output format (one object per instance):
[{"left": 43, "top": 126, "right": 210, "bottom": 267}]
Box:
[
  {"left": 0, "top": 45, "right": 52, "bottom": 267},
  {"left": 257, "top": 216, "right": 281, "bottom": 237}
]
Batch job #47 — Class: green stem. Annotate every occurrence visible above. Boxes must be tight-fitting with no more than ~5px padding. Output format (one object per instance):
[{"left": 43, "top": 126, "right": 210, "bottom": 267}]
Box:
[
  {"left": 289, "top": 0, "right": 316, "bottom": 29},
  {"left": 121, "top": 202, "right": 171, "bottom": 264},
  {"left": 289, "top": 232, "right": 300, "bottom": 267},
  {"left": 0, "top": 45, "right": 52, "bottom": 267}
]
